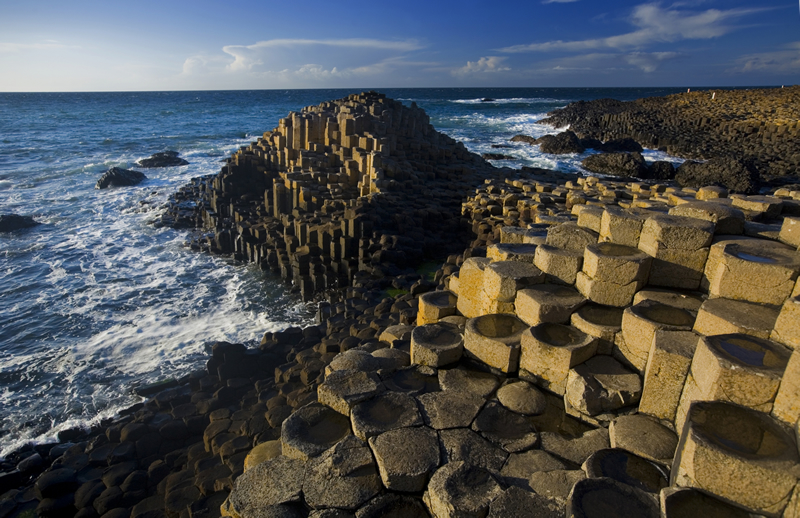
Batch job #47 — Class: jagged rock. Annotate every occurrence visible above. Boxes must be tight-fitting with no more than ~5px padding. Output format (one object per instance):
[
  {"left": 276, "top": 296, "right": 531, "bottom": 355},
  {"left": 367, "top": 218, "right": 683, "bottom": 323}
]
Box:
[
  {"left": 565, "top": 356, "right": 642, "bottom": 417},
  {"left": 676, "top": 157, "right": 760, "bottom": 194},
  {"left": 0, "top": 214, "right": 40, "bottom": 231},
  {"left": 595, "top": 138, "right": 643, "bottom": 153},
  {"left": 95, "top": 167, "right": 147, "bottom": 189},
  {"left": 581, "top": 152, "right": 648, "bottom": 178},
  {"left": 136, "top": 151, "right": 188, "bottom": 168},
  {"left": 481, "top": 153, "right": 515, "bottom": 160},
  {"left": 537, "top": 131, "right": 585, "bottom": 155},
  {"left": 645, "top": 160, "right": 675, "bottom": 180},
  {"left": 510, "top": 135, "right": 538, "bottom": 145}
]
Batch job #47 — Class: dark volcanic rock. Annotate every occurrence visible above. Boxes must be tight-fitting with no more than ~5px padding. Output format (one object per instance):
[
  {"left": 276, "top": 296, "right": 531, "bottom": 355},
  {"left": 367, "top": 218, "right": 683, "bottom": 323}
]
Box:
[
  {"left": 136, "top": 151, "right": 189, "bottom": 168},
  {"left": 481, "top": 153, "right": 515, "bottom": 161},
  {"left": 644, "top": 160, "right": 676, "bottom": 180},
  {"left": 95, "top": 168, "right": 147, "bottom": 189},
  {"left": 536, "top": 130, "right": 585, "bottom": 154},
  {"left": 0, "top": 214, "right": 39, "bottom": 231},
  {"left": 510, "top": 135, "right": 537, "bottom": 145},
  {"left": 581, "top": 152, "right": 647, "bottom": 178},
  {"left": 675, "top": 157, "right": 760, "bottom": 194},
  {"left": 597, "top": 138, "right": 643, "bottom": 153}
]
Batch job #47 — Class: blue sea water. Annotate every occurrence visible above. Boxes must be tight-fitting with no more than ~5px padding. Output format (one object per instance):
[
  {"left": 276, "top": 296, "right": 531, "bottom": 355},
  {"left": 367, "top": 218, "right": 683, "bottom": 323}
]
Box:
[{"left": 0, "top": 87, "right": 692, "bottom": 457}]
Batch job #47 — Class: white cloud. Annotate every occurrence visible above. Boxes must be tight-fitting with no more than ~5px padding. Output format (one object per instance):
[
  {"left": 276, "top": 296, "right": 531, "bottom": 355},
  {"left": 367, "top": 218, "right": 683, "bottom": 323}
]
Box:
[
  {"left": 625, "top": 51, "right": 681, "bottom": 72},
  {"left": 733, "top": 42, "right": 800, "bottom": 73},
  {"left": 499, "top": 3, "right": 764, "bottom": 53},
  {"left": 453, "top": 56, "right": 510, "bottom": 76}
]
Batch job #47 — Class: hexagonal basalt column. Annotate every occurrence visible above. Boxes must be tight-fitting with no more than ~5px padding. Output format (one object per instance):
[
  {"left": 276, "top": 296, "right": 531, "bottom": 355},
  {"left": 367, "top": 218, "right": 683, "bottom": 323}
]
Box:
[
  {"left": 772, "top": 296, "right": 800, "bottom": 349},
  {"left": 534, "top": 244, "right": 584, "bottom": 285},
  {"left": 672, "top": 401, "right": 800, "bottom": 517},
  {"left": 410, "top": 322, "right": 464, "bottom": 368},
  {"left": 600, "top": 206, "right": 646, "bottom": 247},
  {"left": 620, "top": 300, "right": 696, "bottom": 373},
  {"left": 693, "top": 297, "right": 780, "bottom": 339},
  {"left": 638, "top": 214, "right": 714, "bottom": 290},
  {"left": 464, "top": 314, "right": 528, "bottom": 374},
  {"left": 416, "top": 290, "right": 457, "bottom": 326},
  {"left": 482, "top": 260, "right": 544, "bottom": 313},
  {"left": 706, "top": 242, "right": 800, "bottom": 305},
  {"left": 515, "top": 284, "right": 586, "bottom": 326},
  {"left": 676, "top": 333, "right": 792, "bottom": 432},
  {"left": 576, "top": 243, "right": 652, "bottom": 307},
  {"left": 570, "top": 304, "right": 623, "bottom": 355},
  {"left": 639, "top": 330, "right": 698, "bottom": 423},
  {"left": 519, "top": 323, "right": 598, "bottom": 395}
]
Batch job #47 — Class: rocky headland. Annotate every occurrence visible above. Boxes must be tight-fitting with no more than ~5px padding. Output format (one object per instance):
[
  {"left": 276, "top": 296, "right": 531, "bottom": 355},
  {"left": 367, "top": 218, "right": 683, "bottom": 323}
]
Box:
[
  {"left": 2, "top": 90, "right": 800, "bottom": 518},
  {"left": 537, "top": 86, "right": 800, "bottom": 185}
]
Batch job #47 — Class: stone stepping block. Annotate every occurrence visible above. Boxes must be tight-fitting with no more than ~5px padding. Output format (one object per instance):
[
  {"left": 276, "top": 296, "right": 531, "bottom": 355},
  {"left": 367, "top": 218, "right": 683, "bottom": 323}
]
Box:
[
  {"left": 600, "top": 207, "right": 646, "bottom": 247},
  {"left": 693, "top": 297, "right": 779, "bottom": 339},
  {"left": 496, "top": 379, "right": 547, "bottom": 416},
  {"left": 410, "top": 323, "right": 463, "bottom": 368},
  {"left": 280, "top": 403, "right": 352, "bottom": 460},
  {"left": 471, "top": 401, "right": 538, "bottom": 453},
  {"left": 576, "top": 244, "right": 651, "bottom": 308},
  {"left": 416, "top": 290, "right": 457, "bottom": 326},
  {"left": 487, "top": 486, "right": 563, "bottom": 518},
  {"left": 243, "top": 440, "right": 281, "bottom": 472},
  {"left": 350, "top": 392, "right": 422, "bottom": 441},
  {"left": 772, "top": 296, "right": 800, "bottom": 349},
  {"left": 632, "top": 288, "right": 703, "bottom": 314},
  {"left": 567, "top": 477, "right": 659, "bottom": 518},
  {"left": 368, "top": 426, "right": 440, "bottom": 492},
  {"left": 520, "top": 323, "right": 598, "bottom": 395},
  {"left": 354, "top": 493, "right": 429, "bottom": 518},
  {"left": 576, "top": 205, "right": 604, "bottom": 233},
  {"left": 380, "top": 365, "right": 439, "bottom": 396},
  {"left": 529, "top": 469, "right": 586, "bottom": 503},
  {"left": 303, "top": 436, "right": 382, "bottom": 511},
  {"left": 638, "top": 214, "right": 714, "bottom": 290},
  {"left": 417, "top": 390, "right": 486, "bottom": 430},
  {"left": 546, "top": 223, "right": 599, "bottom": 252},
  {"left": 731, "top": 195, "right": 784, "bottom": 217},
  {"left": 679, "top": 334, "right": 791, "bottom": 426},
  {"left": 455, "top": 257, "right": 491, "bottom": 318},
  {"left": 570, "top": 304, "right": 623, "bottom": 355},
  {"left": 423, "top": 461, "right": 504, "bottom": 518},
  {"left": 669, "top": 201, "right": 745, "bottom": 235},
  {"left": 659, "top": 487, "right": 754, "bottom": 518},
  {"left": 487, "top": 243, "right": 538, "bottom": 263},
  {"left": 438, "top": 428, "right": 508, "bottom": 471},
  {"left": 608, "top": 413, "right": 677, "bottom": 466},
  {"left": 695, "top": 185, "right": 728, "bottom": 200},
  {"left": 773, "top": 349, "right": 800, "bottom": 425},
  {"left": 371, "top": 348, "right": 409, "bottom": 372},
  {"left": 378, "top": 324, "right": 414, "bottom": 344},
  {"left": 324, "top": 349, "right": 382, "bottom": 376},
  {"left": 515, "top": 284, "right": 586, "bottom": 327},
  {"left": 638, "top": 330, "right": 697, "bottom": 423},
  {"left": 672, "top": 400, "right": 800, "bottom": 517},
  {"left": 582, "top": 448, "right": 668, "bottom": 495},
  {"left": 483, "top": 261, "right": 544, "bottom": 302},
  {"left": 540, "top": 428, "right": 610, "bottom": 466},
  {"left": 706, "top": 241, "right": 800, "bottom": 305},
  {"left": 500, "top": 449, "right": 569, "bottom": 490},
  {"left": 464, "top": 314, "right": 527, "bottom": 374},
  {"left": 620, "top": 300, "right": 695, "bottom": 373},
  {"left": 534, "top": 244, "right": 584, "bottom": 285},
  {"left": 701, "top": 236, "right": 793, "bottom": 290},
  {"left": 583, "top": 243, "right": 651, "bottom": 286},
  {"left": 438, "top": 367, "right": 500, "bottom": 398},
  {"left": 317, "top": 370, "right": 385, "bottom": 416},
  {"left": 565, "top": 355, "right": 642, "bottom": 418},
  {"left": 225, "top": 456, "right": 305, "bottom": 515},
  {"left": 779, "top": 216, "right": 800, "bottom": 247}
]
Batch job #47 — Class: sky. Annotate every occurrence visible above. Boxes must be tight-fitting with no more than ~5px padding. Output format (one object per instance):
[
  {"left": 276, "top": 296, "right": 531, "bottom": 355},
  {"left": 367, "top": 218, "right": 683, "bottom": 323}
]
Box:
[{"left": 0, "top": 0, "right": 798, "bottom": 91}]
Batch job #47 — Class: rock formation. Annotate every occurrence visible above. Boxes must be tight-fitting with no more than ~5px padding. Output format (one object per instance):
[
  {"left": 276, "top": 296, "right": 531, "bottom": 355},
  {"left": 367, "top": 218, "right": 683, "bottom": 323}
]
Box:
[
  {"left": 137, "top": 151, "right": 189, "bottom": 168},
  {"left": 95, "top": 167, "right": 147, "bottom": 189},
  {"left": 0, "top": 214, "right": 39, "bottom": 231}
]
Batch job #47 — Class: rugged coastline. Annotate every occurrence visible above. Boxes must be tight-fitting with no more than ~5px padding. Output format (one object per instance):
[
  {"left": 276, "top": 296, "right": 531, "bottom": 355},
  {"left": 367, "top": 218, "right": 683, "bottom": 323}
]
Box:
[{"left": 2, "top": 89, "right": 799, "bottom": 518}]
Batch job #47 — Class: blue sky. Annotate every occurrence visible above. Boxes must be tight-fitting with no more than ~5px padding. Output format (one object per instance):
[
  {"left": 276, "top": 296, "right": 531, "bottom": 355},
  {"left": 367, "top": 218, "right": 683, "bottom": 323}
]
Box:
[{"left": 0, "top": 0, "right": 797, "bottom": 91}]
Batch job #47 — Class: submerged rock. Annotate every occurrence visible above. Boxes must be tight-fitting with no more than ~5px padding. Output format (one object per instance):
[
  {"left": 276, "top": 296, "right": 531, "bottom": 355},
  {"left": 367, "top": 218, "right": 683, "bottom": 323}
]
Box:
[
  {"left": 0, "top": 214, "right": 39, "bottom": 231},
  {"left": 95, "top": 167, "right": 147, "bottom": 189},
  {"left": 136, "top": 151, "right": 189, "bottom": 168}
]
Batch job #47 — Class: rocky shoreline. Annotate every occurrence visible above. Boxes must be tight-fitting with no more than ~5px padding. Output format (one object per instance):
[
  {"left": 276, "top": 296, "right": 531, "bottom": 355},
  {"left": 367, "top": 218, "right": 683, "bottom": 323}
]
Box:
[{"left": 2, "top": 90, "right": 800, "bottom": 518}]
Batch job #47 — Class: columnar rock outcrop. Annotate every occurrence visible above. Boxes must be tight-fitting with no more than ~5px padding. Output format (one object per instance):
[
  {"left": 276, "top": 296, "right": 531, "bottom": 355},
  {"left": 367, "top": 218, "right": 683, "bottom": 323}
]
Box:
[{"left": 158, "top": 91, "right": 497, "bottom": 300}]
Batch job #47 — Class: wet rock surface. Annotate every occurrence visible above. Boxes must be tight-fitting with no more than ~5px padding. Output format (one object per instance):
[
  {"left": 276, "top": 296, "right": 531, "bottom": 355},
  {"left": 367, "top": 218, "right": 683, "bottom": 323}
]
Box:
[{"left": 95, "top": 167, "right": 147, "bottom": 189}]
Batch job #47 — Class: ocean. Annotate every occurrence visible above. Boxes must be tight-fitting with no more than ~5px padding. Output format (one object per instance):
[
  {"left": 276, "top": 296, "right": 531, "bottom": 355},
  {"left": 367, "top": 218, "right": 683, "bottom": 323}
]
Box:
[{"left": 0, "top": 87, "right": 691, "bottom": 457}]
